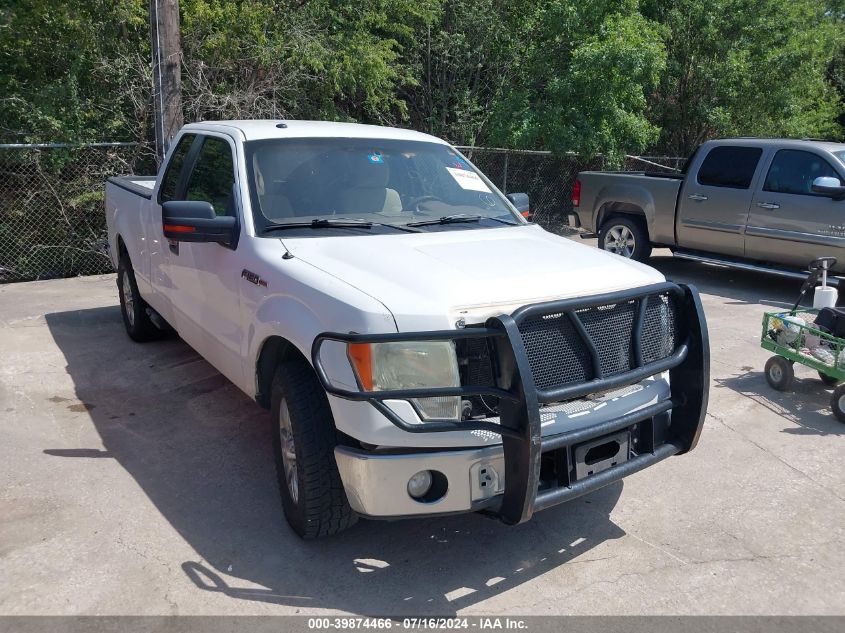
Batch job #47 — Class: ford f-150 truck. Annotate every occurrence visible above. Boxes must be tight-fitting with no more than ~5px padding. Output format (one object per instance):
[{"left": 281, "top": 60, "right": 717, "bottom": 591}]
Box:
[
  {"left": 106, "top": 120, "right": 709, "bottom": 538},
  {"left": 571, "top": 138, "right": 845, "bottom": 283}
]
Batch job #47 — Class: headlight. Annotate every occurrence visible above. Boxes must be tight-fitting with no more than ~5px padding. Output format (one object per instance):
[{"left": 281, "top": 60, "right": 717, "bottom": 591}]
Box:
[{"left": 347, "top": 341, "right": 461, "bottom": 421}]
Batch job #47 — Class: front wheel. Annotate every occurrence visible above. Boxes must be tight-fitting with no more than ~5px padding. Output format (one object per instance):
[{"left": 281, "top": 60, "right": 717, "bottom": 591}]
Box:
[
  {"left": 765, "top": 356, "right": 794, "bottom": 391},
  {"left": 271, "top": 358, "right": 357, "bottom": 539},
  {"left": 598, "top": 216, "right": 652, "bottom": 262}
]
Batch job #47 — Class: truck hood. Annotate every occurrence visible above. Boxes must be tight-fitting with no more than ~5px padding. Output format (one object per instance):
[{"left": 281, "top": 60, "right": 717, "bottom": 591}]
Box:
[{"left": 283, "top": 225, "right": 664, "bottom": 329}]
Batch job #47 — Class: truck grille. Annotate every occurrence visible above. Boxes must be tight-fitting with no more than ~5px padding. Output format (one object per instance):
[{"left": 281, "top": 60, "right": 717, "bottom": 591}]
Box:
[{"left": 517, "top": 292, "right": 678, "bottom": 392}]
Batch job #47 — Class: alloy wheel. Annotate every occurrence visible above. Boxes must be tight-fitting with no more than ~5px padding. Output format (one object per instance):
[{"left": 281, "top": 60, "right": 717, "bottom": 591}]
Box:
[
  {"left": 603, "top": 225, "right": 636, "bottom": 258},
  {"left": 278, "top": 398, "right": 299, "bottom": 504}
]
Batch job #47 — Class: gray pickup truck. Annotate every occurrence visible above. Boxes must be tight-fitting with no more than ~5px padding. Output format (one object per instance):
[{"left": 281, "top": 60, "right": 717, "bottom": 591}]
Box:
[{"left": 571, "top": 138, "right": 845, "bottom": 283}]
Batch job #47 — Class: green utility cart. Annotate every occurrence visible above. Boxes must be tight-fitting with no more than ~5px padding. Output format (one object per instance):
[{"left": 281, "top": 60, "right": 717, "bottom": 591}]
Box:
[{"left": 760, "top": 257, "right": 845, "bottom": 423}]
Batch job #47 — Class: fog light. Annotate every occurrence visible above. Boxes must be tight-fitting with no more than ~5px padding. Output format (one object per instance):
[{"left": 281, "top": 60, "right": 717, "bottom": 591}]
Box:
[{"left": 407, "top": 470, "right": 433, "bottom": 499}]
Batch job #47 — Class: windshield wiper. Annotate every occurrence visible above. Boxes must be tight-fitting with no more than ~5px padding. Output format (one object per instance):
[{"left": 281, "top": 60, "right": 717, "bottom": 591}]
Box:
[
  {"left": 406, "top": 214, "right": 521, "bottom": 228},
  {"left": 263, "top": 218, "right": 374, "bottom": 233},
  {"left": 406, "top": 214, "right": 482, "bottom": 227}
]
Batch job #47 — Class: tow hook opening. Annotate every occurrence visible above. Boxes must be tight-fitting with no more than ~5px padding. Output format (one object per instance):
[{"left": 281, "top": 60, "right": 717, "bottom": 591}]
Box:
[{"left": 584, "top": 440, "right": 621, "bottom": 465}]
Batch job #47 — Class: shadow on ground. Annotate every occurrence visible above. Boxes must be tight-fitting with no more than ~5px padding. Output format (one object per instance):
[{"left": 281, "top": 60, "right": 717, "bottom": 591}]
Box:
[
  {"left": 44, "top": 306, "right": 625, "bottom": 615},
  {"left": 714, "top": 370, "right": 845, "bottom": 437},
  {"left": 648, "top": 254, "right": 805, "bottom": 309}
]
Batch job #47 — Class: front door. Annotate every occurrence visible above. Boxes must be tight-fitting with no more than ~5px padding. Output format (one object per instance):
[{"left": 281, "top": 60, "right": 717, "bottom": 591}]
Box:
[
  {"left": 165, "top": 133, "right": 247, "bottom": 387},
  {"left": 675, "top": 144, "right": 764, "bottom": 257},
  {"left": 745, "top": 149, "right": 845, "bottom": 272}
]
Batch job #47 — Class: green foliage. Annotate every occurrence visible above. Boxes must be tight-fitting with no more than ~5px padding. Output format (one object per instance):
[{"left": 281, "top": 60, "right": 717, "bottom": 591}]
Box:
[
  {"left": 642, "top": 0, "right": 844, "bottom": 154},
  {"left": 0, "top": 0, "right": 148, "bottom": 142},
  {"left": 488, "top": 2, "right": 667, "bottom": 162},
  {"left": 0, "top": 0, "right": 843, "bottom": 155}
]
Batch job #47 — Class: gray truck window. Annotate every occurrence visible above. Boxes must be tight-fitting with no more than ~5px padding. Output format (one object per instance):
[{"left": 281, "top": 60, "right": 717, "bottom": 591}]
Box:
[
  {"left": 159, "top": 134, "right": 195, "bottom": 202},
  {"left": 184, "top": 137, "right": 236, "bottom": 216},
  {"left": 763, "top": 149, "right": 840, "bottom": 195},
  {"left": 697, "top": 146, "right": 762, "bottom": 189}
]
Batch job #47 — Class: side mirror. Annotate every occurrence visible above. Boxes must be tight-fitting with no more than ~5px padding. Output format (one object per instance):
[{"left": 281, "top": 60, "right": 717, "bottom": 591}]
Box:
[
  {"left": 162, "top": 201, "right": 238, "bottom": 248},
  {"left": 812, "top": 176, "right": 845, "bottom": 200},
  {"left": 506, "top": 192, "right": 531, "bottom": 218}
]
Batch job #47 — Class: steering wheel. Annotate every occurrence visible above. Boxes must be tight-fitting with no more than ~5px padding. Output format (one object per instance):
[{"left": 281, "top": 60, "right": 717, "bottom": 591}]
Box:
[
  {"left": 408, "top": 195, "right": 441, "bottom": 214},
  {"left": 809, "top": 256, "right": 837, "bottom": 271}
]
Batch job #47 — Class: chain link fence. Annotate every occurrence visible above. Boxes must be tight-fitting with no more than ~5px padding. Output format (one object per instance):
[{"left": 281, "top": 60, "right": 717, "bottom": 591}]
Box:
[
  {"left": 0, "top": 143, "right": 156, "bottom": 283},
  {"left": 456, "top": 147, "right": 684, "bottom": 233},
  {"left": 0, "top": 142, "right": 683, "bottom": 283}
]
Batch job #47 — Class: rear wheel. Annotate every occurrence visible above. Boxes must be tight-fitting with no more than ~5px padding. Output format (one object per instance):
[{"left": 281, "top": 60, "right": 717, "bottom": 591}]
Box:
[
  {"left": 271, "top": 357, "right": 357, "bottom": 538},
  {"left": 818, "top": 370, "right": 839, "bottom": 387},
  {"left": 831, "top": 384, "right": 845, "bottom": 423},
  {"left": 117, "top": 254, "right": 161, "bottom": 342},
  {"left": 598, "top": 216, "right": 652, "bottom": 262},
  {"left": 765, "top": 356, "right": 794, "bottom": 391}
]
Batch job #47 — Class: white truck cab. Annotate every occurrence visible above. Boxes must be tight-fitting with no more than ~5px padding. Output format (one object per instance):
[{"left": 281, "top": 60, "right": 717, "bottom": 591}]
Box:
[{"left": 106, "top": 120, "right": 709, "bottom": 538}]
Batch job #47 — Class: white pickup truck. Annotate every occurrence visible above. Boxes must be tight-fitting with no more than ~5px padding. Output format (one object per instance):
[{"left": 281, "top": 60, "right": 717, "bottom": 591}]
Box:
[{"left": 105, "top": 120, "right": 709, "bottom": 538}]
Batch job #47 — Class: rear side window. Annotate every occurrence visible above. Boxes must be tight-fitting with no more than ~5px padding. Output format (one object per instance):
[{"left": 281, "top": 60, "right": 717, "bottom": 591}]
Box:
[
  {"left": 159, "top": 134, "right": 196, "bottom": 202},
  {"left": 697, "top": 146, "right": 762, "bottom": 189},
  {"left": 184, "top": 137, "right": 236, "bottom": 216},
  {"left": 763, "top": 149, "right": 840, "bottom": 195}
]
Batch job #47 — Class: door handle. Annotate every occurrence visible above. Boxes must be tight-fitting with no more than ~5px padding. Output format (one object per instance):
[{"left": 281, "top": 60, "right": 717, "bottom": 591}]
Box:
[
  {"left": 687, "top": 194, "right": 708, "bottom": 201},
  {"left": 757, "top": 202, "right": 780, "bottom": 210}
]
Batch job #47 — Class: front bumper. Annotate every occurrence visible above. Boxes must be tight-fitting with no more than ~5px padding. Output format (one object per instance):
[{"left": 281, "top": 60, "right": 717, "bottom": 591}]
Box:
[{"left": 313, "top": 282, "right": 709, "bottom": 524}]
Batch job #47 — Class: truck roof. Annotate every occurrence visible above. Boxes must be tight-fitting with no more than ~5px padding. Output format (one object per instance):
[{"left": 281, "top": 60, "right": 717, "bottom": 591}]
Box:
[
  {"left": 705, "top": 137, "right": 845, "bottom": 152},
  {"left": 181, "top": 119, "right": 450, "bottom": 145}
]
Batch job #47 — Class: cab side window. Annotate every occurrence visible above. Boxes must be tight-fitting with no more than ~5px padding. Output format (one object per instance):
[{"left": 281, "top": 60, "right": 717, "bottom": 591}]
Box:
[
  {"left": 159, "top": 134, "right": 196, "bottom": 202},
  {"left": 184, "top": 137, "right": 237, "bottom": 216},
  {"left": 763, "top": 149, "right": 840, "bottom": 196},
  {"left": 697, "top": 146, "right": 762, "bottom": 189}
]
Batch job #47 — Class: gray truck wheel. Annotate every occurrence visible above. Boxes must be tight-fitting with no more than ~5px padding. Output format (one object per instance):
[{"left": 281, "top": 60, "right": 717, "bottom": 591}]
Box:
[
  {"left": 599, "top": 216, "right": 652, "bottom": 262},
  {"left": 117, "top": 254, "right": 161, "bottom": 342},
  {"left": 270, "top": 357, "right": 357, "bottom": 539}
]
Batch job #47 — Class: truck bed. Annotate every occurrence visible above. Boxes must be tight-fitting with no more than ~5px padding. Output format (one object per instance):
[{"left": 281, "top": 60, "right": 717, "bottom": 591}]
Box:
[
  {"left": 106, "top": 175, "right": 156, "bottom": 200},
  {"left": 575, "top": 171, "right": 684, "bottom": 244}
]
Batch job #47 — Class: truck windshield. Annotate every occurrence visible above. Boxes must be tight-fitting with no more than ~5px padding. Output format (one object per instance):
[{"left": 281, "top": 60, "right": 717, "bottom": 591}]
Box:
[
  {"left": 834, "top": 150, "right": 845, "bottom": 168},
  {"left": 244, "top": 138, "right": 522, "bottom": 236}
]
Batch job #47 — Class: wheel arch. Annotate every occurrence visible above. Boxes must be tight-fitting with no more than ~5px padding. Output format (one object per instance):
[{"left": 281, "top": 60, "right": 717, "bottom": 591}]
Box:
[
  {"left": 597, "top": 203, "right": 648, "bottom": 233},
  {"left": 255, "top": 335, "right": 310, "bottom": 409}
]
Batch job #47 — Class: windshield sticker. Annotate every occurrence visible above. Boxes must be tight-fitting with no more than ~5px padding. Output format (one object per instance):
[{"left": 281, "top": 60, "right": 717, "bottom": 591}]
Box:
[
  {"left": 368, "top": 153, "right": 384, "bottom": 164},
  {"left": 446, "top": 166, "right": 491, "bottom": 192}
]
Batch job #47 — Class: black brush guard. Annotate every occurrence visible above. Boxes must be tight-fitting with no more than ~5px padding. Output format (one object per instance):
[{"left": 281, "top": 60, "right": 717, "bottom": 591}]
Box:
[{"left": 312, "top": 282, "right": 709, "bottom": 525}]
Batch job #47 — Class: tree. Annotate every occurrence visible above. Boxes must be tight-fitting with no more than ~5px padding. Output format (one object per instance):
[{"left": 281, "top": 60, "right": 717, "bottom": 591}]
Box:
[
  {"left": 0, "top": 0, "right": 148, "bottom": 142},
  {"left": 486, "top": 0, "right": 666, "bottom": 162},
  {"left": 642, "top": 0, "right": 844, "bottom": 156}
]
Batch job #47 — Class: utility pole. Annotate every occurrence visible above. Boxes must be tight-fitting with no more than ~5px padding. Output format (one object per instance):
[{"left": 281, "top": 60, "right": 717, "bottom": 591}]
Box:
[{"left": 150, "top": 0, "right": 183, "bottom": 166}]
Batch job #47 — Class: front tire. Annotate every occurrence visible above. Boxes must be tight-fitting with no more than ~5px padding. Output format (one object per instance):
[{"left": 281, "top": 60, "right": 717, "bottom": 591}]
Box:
[
  {"left": 117, "top": 254, "right": 161, "bottom": 342},
  {"left": 765, "top": 356, "right": 794, "bottom": 391},
  {"left": 598, "top": 216, "right": 652, "bottom": 262},
  {"left": 271, "top": 358, "right": 357, "bottom": 538}
]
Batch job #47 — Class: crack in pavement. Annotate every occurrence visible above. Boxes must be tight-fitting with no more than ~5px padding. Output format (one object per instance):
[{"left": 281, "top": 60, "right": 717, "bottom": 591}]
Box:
[{"left": 706, "top": 411, "right": 845, "bottom": 505}]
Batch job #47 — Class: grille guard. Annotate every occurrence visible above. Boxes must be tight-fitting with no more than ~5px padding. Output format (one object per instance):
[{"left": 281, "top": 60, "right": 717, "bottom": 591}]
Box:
[{"left": 311, "top": 282, "right": 709, "bottom": 524}]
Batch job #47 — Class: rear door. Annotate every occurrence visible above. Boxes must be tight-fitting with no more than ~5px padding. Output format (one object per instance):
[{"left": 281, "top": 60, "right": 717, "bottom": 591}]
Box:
[
  {"left": 745, "top": 148, "right": 845, "bottom": 270},
  {"left": 676, "top": 144, "right": 764, "bottom": 256}
]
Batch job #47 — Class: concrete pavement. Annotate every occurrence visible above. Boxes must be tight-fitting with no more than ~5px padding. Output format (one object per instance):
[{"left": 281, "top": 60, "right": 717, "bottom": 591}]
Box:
[{"left": 1, "top": 247, "right": 843, "bottom": 615}]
